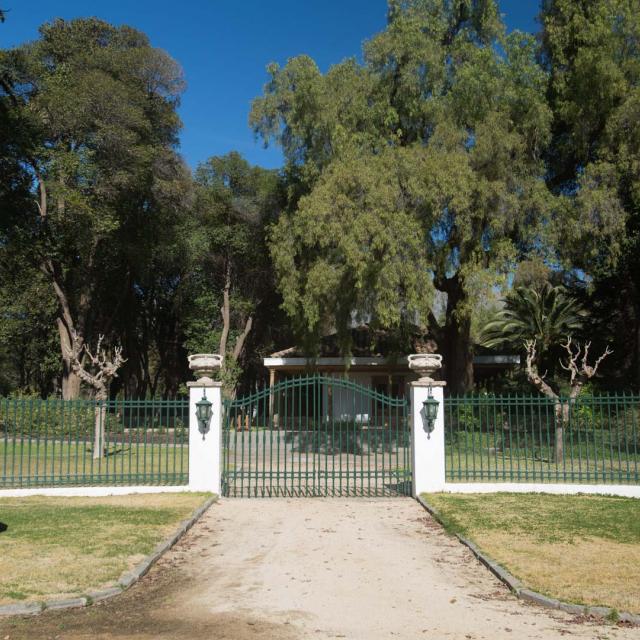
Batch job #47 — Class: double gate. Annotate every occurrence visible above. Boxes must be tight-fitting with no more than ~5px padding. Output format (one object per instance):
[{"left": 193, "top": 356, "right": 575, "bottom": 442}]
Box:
[{"left": 222, "top": 375, "right": 411, "bottom": 497}]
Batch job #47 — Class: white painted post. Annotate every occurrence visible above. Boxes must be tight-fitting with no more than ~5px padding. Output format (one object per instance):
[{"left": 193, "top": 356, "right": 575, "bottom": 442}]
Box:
[
  {"left": 410, "top": 380, "right": 446, "bottom": 497},
  {"left": 188, "top": 379, "right": 222, "bottom": 494}
]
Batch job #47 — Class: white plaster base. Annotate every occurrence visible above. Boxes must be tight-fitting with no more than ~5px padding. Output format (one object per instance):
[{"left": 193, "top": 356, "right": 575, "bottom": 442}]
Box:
[
  {"left": 0, "top": 485, "right": 194, "bottom": 498},
  {"left": 442, "top": 482, "right": 640, "bottom": 498},
  {"left": 411, "top": 381, "right": 446, "bottom": 496},
  {"left": 188, "top": 381, "right": 222, "bottom": 494}
]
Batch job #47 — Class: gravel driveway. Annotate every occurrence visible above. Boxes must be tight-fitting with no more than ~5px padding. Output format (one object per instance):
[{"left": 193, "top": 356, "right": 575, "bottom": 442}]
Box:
[{"left": 1, "top": 498, "right": 636, "bottom": 639}]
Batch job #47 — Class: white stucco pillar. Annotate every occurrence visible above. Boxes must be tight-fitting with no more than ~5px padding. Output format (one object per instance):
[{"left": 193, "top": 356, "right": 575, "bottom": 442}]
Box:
[
  {"left": 410, "top": 380, "right": 446, "bottom": 496},
  {"left": 188, "top": 379, "right": 222, "bottom": 495}
]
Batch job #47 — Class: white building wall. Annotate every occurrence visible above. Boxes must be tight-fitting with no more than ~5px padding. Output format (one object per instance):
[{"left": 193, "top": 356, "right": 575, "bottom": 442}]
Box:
[{"left": 321, "top": 372, "right": 374, "bottom": 422}]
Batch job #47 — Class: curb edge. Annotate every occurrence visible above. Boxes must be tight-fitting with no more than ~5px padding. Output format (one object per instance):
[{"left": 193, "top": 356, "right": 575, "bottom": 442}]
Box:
[
  {"left": 415, "top": 495, "right": 640, "bottom": 627},
  {"left": 0, "top": 493, "right": 218, "bottom": 618}
]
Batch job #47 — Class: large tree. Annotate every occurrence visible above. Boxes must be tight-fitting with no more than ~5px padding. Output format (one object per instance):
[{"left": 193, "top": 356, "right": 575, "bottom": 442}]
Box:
[
  {"left": 540, "top": 0, "right": 638, "bottom": 389},
  {"left": 7, "top": 18, "right": 188, "bottom": 398},
  {"left": 251, "top": 0, "right": 553, "bottom": 391},
  {"left": 183, "top": 152, "right": 282, "bottom": 393}
]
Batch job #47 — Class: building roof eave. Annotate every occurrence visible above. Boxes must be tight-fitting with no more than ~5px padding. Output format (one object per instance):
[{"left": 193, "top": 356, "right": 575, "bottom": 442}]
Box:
[{"left": 264, "top": 355, "right": 520, "bottom": 368}]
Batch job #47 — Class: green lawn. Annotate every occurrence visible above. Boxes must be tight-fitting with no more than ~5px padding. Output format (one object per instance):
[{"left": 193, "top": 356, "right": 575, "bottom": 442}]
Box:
[
  {"left": 424, "top": 492, "right": 640, "bottom": 615},
  {"left": 445, "top": 430, "right": 640, "bottom": 483},
  {"left": 0, "top": 441, "right": 188, "bottom": 487},
  {"left": 0, "top": 493, "right": 210, "bottom": 604},
  {"left": 445, "top": 444, "right": 640, "bottom": 483}
]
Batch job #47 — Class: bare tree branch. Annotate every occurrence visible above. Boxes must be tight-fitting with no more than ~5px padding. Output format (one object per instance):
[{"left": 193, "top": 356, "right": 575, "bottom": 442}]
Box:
[
  {"left": 592, "top": 345, "right": 614, "bottom": 376},
  {"left": 524, "top": 339, "right": 558, "bottom": 400},
  {"left": 65, "top": 333, "right": 126, "bottom": 400},
  {"left": 232, "top": 314, "right": 254, "bottom": 362},
  {"left": 35, "top": 171, "right": 47, "bottom": 219},
  {"left": 559, "top": 336, "right": 613, "bottom": 399}
]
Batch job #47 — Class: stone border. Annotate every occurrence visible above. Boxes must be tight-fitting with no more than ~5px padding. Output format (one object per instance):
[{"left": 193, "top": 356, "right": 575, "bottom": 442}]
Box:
[
  {"left": 416, "top": 495, "right": 640, "bottom": 626},
  {"left": 0, "top": 494, "right": 218, "bottom": 617}
]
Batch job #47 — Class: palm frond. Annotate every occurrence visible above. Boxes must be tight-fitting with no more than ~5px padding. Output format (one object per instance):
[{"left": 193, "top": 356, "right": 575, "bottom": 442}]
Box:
[{"left": 478, "top": 284, "right": 586, "bottom": 353}]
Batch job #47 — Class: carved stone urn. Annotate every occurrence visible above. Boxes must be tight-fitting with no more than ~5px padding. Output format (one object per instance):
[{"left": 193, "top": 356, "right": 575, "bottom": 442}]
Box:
[
  {"left": 407, "top": 353, "right": 443, "bottom": 383},
  {"left": 187, "top": 353, "right": 223, "bottom": 384}
]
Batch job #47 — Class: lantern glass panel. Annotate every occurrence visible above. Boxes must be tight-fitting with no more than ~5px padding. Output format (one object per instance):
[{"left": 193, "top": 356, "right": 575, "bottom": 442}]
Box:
[
  {"left": 197, "top": 399, "right": 211, "bottom": 421},
  {"left": 424, "top": 396, "right": 439, "bottom": 421}
]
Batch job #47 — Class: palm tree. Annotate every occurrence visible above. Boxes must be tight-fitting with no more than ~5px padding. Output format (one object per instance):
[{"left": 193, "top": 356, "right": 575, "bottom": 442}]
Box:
[
  {"left": 481, "top": 284, "right": 588, "bottom": 462},
  {"left": 480, "top": 284, "right": 586, "bottom": 356}
]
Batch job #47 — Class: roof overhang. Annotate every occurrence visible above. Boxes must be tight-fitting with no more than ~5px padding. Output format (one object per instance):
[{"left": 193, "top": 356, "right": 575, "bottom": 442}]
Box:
[
  {"left": 473, "top": 355, "right": 520, "bottom": 365},
  {"left": 264, "top": 355, "right": 520, "bottom": 368},
  {"left": 264, "top": 357, "right": 391, "bottom": 368}
]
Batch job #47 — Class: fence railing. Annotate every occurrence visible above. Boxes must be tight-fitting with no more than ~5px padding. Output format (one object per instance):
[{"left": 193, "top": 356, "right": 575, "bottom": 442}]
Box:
[
  {"left": 0, "top": 398, "right": 189, "bottom": 488},
  {"left": 444, "top": 393, "right": 640, "bottom": 484}
]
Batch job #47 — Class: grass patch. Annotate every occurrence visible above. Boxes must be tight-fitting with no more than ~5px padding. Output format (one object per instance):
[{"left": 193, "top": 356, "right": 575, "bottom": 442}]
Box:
[
  {"left": 424, "top": 492, "right": 640, "bottom": 614},
  {"left": 0, "top": 441, "right": 188, "bottom": 487},
  {"left": 0, "top": 492, "right": 209, "bottom": 604},
  {"left": 445, "top": 443, "right": 640, "bottom": 484}
]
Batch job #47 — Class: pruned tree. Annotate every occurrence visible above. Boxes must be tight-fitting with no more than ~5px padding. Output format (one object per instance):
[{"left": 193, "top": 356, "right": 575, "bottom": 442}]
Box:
[
  {"left": 67, "top": 334, "right": 126, "bottom": 459},
  {"left": 524, "top": 337, "right": 612, "bottom": 463},
  {"left": 559, "top": 338, "right": 613, "bottom": 400}
]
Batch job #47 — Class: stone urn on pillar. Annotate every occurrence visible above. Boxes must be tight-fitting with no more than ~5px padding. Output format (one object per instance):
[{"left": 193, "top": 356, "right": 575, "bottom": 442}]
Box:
[
  {"left": 407, "top": 353, "right": 443, "bottom": 383},
  {"left": 187, "top": 353, "right": 223, "bottom": 385},
  {"left": 186, "top": 353, "right": 224, "bottom": 494}
]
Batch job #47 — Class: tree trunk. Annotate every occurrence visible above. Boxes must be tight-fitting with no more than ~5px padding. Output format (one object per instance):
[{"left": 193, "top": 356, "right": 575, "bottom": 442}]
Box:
[
  {"left": 634, "top": 296, "right": 640, "bottom": 392},
  {"left": 36, "top": 176, "right": 97, "bottom": 401},
  {"left": 94, "top": 389, "right": 107, "bottom": 460},
  {"left": 57, "top": 318, "right": 82, "bottom": 400},
  {"left": 94, "top": 403, "right": 106, "bottom": 459},
  {"left": 62, "top": 364, "right": 81, "bottom": 401},
  {"left": 442, "top": 278, "right": 474, "bottom": 394},
  {"left": 219, "top": 260, "right": 231, "bottom": 356},
  {"left": 554, "top": 400, "right": 569, "bottom": 465},
  {"left": 554, "top": 424, "right": 564, "bottom": 464}
]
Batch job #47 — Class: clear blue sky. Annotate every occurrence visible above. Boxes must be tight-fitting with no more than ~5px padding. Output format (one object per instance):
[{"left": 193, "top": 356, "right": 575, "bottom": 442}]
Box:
[{"left": 3, "top": 1, "right": 540, "bottom": 171}]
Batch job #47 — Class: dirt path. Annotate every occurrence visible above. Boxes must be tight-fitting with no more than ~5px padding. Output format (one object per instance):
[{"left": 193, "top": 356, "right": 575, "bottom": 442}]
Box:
[{"left": 1, "top": 498, "right": 637, "bottom": 639}]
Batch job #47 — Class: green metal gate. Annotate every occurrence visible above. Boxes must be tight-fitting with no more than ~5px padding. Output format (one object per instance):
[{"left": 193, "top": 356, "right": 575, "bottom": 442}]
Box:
[{"left": 222, "top": 375, "right": 411, "bottom": 497}]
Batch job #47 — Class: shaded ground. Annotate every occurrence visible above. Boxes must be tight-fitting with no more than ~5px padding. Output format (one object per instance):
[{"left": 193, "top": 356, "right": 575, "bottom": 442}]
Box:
[{"left": 1, "top": 498, "right": 637, "bottom": 639}]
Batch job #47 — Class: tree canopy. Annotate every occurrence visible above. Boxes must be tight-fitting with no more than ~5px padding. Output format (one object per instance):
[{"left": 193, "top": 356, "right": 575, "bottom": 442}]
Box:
[
  {"left": 541, "top": 0, "right": 640, "bottom": 388},
  {"left": 183, "top": 152, "right": 283, "bottom": 391},
  {"left": 4, "top": 18, "right": 190, "bottom": 398},
  {"left": 252, "top": 0, "right": 556, "bottom": 391},
  {"left": 0, "top": 3, "right": 638, "bottom": 398}
]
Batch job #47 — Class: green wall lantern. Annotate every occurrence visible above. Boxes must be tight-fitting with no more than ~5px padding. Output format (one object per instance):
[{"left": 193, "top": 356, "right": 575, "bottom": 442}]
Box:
[
  {"left": 195, "top": 392, "right": 213, "bottom": 440},
  {"left": 422, "top": 389, "right": 439, "bottom": 438}
]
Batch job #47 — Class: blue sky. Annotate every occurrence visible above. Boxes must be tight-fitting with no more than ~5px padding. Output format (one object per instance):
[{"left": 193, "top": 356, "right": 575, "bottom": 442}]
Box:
[{"left": 3, "top": 1, "right": 540, "bottom": 170}]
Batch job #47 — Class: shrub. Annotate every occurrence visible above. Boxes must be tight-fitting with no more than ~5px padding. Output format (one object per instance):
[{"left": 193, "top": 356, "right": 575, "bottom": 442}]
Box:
[{"left": 611, "top": 406, "right": 640, "bottom": 452}]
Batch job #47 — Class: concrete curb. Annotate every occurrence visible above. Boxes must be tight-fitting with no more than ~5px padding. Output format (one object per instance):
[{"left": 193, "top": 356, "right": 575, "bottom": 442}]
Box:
[
  {"left": 0, "top": 494, "right": 218, "bottom": 617},
  {"left": 416, "top": 495, "right": 640, "bottom": 626}
]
